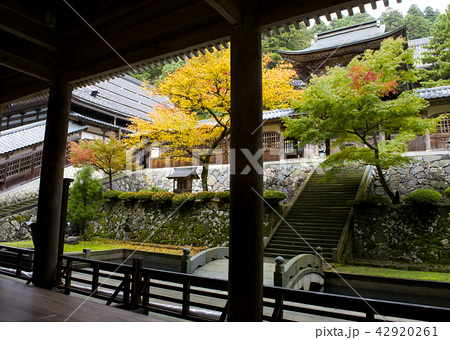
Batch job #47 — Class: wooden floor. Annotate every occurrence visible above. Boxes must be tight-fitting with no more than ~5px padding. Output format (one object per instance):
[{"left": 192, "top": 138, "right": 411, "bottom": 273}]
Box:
[{"left": 0, "top": 275, "right": 163, "bottom": 322}]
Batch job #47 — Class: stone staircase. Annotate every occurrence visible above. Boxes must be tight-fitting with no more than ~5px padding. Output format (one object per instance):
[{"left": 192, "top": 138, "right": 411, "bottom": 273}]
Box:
[{"left": 264, "top": 167, "right": 366, "bottom": 262}]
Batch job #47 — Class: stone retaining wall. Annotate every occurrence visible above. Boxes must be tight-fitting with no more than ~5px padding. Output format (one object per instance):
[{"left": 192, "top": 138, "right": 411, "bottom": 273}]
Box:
[
  {"left": 0, "top": 207, "right": 36, "bottom": 242},
  {"left": 110, "top": 158, "right": 319, "bottom": 203},
  {"left": 352, "top": 203, "right": 450, "bottom": 265},
  {"left": 91, "top": 200, "right": 279, "bottom": 248},
  {"left": 372, "top": 152, "right": 450, "bottom": 198}
]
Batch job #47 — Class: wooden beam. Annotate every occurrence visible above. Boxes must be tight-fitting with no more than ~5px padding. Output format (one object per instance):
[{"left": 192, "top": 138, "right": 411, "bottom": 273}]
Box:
[
  {"left": 205, "top": 0, "right": 241, "bottom": 25},
  {"left": 0, "top": 5, "right": 61, "bottom": 50},
  {"left": 0, "top": 49, "right": 54, "bottom": 82}
]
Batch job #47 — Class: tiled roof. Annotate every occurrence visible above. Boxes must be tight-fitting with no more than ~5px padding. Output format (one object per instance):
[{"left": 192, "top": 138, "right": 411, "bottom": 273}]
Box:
[
  {"left": 416, "top": 86, "right": 450, "bottom": 100},
  {"left": 263, "top": 108, "right": 296, "bottom": 120},
  {"left": 408, "top": 37, "right": 430, "bottom": 68},
  {"left": 0, "top": 121, "right": 87, "bottom": 156},
  {"left": 70, "top": 112, "right": 133, "bottom": 134},
  {"left": 72, "top": 75, "right": 168, "bottom": 120},
  {"left": 280, "top": 20, "right": 398, "bottom": 56}
]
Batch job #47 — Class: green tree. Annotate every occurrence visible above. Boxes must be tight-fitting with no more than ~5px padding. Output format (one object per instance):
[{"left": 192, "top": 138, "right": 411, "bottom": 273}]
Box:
[
  {"left": 418, "top": 5, "right": 450, "bottom": 87},
  {"left": 327, "top": 13, "right": 375, "bottom": 31},
  {"left": 67, "top": 165, "right": 104, "bottom": 238},
  {"left": 131, "top": 59, "right": 186, "bottom": 86},
  {"left": 379, "top": 8, "right": 405, "bottom": 31},
  {"left": 262, "top": 24, "right": 313, "bottom": 68},
  {"left": 283, "top": 38, "right": 436, "bottom": 204},
  {"left": 405, "top": 4, "right": 433, "bottom": 39},
  {"left": 424, "top": 6, "right": 441, "bottom": 23}
]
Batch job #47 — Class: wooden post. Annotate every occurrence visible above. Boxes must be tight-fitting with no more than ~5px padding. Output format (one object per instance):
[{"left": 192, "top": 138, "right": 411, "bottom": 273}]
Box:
[
  {"left": 57, "top": 178, "right": 73, "bottom": 275},
  {"left": 32, "top": 47, "right": 72, "bottom": 289},
  {"left": 0, "top": 105, "right": 4, "bottom": 135},
  {"left": 228, "top": 0, "right": 264, "bottom": 321}
]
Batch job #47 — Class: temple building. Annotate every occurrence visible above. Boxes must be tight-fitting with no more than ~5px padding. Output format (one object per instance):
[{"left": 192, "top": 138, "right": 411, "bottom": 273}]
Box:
[
  {"left": 279, "top": 20, "right": 405, "bottom": 83},
  {"left": 0, "top": 75, "right": 166, "bottom": 191},
  {"left": 278, "top": 20, "right": 450, "bottom": 155}
]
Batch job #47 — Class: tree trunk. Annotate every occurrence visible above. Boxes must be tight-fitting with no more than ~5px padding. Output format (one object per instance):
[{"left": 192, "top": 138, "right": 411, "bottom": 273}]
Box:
[
  {"left": 372, "top": 134, "right": 399, "bottom": 204},
  {"left": 375, "top": 164, "right": 399, "bottom": 204},
  {"left": 109, "top": 173, "right": 113, "bottom": 190},
  {"left": 201, "top": 157, "right": 210, "bottom": 191}
]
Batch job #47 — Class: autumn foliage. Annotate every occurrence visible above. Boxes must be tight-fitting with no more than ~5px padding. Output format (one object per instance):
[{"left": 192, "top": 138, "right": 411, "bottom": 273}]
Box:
[
  {"left": 127, "top": 48, "right": 299, "bottom": 190},
  {"left": 68, "top": 134, "right": 126, "bottom": 190}
]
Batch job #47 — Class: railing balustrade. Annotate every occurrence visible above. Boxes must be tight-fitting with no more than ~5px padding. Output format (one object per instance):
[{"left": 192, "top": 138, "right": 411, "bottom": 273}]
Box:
[{"left": 1, "top": 248, "right": 450, "bottom": 322}]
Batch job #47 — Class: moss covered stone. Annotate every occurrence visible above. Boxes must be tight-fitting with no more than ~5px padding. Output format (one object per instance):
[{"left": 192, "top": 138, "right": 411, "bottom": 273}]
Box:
[{"left": 92, "top": 200, "right": 276, "bottom": 248}]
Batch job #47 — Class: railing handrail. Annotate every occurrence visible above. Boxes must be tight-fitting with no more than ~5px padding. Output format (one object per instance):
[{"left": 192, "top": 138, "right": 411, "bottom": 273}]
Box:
[
  {"left": 1, "top": 249, "right": 450, "bottom": 322},
  {"left": 181, "top": 247, "right": 229, "bottom": 274},
  {"left": 332, "top": 165, "right": 374, "bottom": 263},
  {"left": 274, "top": 252, "right": 323, "bottom": 288},
  {"left": 57, "top": 254, "right": 450, "bottom": 322}
]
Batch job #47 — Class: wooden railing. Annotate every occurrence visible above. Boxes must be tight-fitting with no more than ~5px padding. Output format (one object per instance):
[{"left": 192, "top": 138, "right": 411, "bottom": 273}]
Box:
[
  {"left": 0, "top": 137, "right": 78, "bottom": 191},
  {"left": 0, "top": 244, "right": 34, "bottom": 280},
  {"left": 1, "top": 248, "right": 450, "bottom": 321},
  {"left": 55, "top": 254, "right": 450, "bottom": 322}
]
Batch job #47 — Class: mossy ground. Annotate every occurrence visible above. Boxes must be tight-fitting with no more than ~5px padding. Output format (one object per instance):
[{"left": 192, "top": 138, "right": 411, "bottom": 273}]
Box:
[
  {"left": 330, "top": 264, "right": 450, "bottom": 282},
  {"left": 1, "top": 237, "right": 206, "bottom": 255}
]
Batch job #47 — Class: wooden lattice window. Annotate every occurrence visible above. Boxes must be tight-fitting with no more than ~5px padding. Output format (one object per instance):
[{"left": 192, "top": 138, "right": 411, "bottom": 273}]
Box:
[
  {"left": 437, "top": 116, "right": 450, "bottom": 134},
  {"left": 263, "top": 131, "right": 280, "bottom": 149}
]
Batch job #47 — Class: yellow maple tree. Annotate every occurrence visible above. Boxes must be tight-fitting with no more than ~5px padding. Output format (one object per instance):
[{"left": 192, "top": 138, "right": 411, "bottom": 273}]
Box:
[{"left": 127, "top": 48, "right": 300, "bottom": 190}]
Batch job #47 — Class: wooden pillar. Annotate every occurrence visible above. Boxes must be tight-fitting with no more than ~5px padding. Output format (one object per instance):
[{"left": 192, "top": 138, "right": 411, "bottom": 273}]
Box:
[
  {"left": 32, "top": 49, "right": 72, "bottom": 289},
  {"left": 0, "top": 105, "right": 4, "bottom": 135},
  {"left": 228, "top": 0, "right": 263, "bottom": 321}
]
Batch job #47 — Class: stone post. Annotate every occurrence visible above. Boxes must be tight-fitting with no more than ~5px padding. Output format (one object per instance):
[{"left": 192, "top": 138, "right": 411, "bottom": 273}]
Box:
[
  {"left": 180, "top": 247, "right": 192, "bottom": 274},
  {"left": 274, "top": 256, "right": 286, "bottom": 287}
]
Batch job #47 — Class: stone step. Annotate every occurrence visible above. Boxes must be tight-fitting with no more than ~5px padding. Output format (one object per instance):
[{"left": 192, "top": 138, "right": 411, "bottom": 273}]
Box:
[{"left": 264, "top": 167, "right": 365, "bottom": 261}]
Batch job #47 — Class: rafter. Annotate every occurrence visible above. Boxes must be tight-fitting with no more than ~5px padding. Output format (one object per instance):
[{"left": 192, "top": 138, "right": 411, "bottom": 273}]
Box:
[
  {"left": 0, "top": 49, "right": 54, "bottom": 82},
  {"left": 205, "top": 0, "right": 241, "bottom": 25},
  {"left": 0, "top": 5, "right": 61, "bottom": 50}
]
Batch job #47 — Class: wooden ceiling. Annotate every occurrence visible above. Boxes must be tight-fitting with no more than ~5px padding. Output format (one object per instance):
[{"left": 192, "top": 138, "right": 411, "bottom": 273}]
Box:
[{"left": 0, "top": 0, "right": 395, "bottom": 105}]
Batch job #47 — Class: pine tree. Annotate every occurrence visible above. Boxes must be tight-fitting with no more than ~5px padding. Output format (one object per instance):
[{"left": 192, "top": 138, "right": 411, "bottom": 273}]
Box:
[
  {"left": 67, "top": 165, "right": 104, "bottom": 238},
  {"left": 419, "top": 5, "right": 450, "bottom": 87},
  {"left": 380, "top": 8, "right": 405, "bottom": 32}
]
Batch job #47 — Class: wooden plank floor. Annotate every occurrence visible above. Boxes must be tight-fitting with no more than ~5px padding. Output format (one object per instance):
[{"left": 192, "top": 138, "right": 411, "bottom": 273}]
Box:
[{"left": 0, "top": 275, "right": 163, "bottom": 322}]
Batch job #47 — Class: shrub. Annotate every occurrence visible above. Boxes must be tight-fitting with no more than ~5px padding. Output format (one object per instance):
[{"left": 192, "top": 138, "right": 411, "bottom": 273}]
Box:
[
  {"left": 215, "top": 191, "right": 230, "bottom": 203},
  {"left": 172, "top": 192, "right": 196, "bottom": 205},
  {"left": 103, "top": 190, "right": 122, "bottom": 201},
  {"left": 118, "top": 192, "right": 139, "bottom": 201},
  {"left": 444, "top": 188, "right": 450, "bottom": 198},
  {"left": 403, "top": 189, "right": 442, "bottom": 205},
  {"left": 147, "top": 185, "right": 168, "bottom": 193},
  {"left": 134, "top": 190, "right": 155, "bottom": 201},
  {"left": 152, "top": 191, "right": 176, "bottom": 203},
  {"left": 263, "top": 190, "right": 287, "bottom": 205},
  {"left": 195, "top": 191, "right": 215, "bottom": 202}
]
